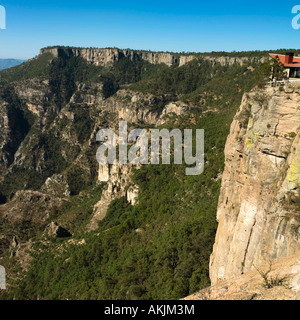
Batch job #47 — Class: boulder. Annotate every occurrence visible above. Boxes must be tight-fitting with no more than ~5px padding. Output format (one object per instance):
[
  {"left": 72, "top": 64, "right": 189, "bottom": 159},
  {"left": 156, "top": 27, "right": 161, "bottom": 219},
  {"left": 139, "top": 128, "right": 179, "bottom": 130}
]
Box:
[{"left": 45, "top": 222, "right": 72, "bottom": 238}]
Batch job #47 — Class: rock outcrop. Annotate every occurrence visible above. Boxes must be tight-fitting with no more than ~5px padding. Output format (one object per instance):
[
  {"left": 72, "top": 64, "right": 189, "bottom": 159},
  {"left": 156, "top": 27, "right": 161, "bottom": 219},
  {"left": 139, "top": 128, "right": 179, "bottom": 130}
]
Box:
[
  {"left": 210, "top": 85, "right": 300, "bottom": 285},
  {"left": 40, "top": 46, "right": 266, "bottom": 68},
  {"left": 88, "top": 163, "right": 139, "bottom": 230},
  {"left": 0, "top": 190, "right": 60, "bottom": 223},
  {"left": 44, "top": 221, "right": 72, "bottom": 238},
  {"left": 185, "top": 253, "right": 300, "bottom": 300},
  {"left": 40, "top": 47, "right": 195, "bottom": 67},
  {"left": 41, "top": 174, "right": 70, "bottom": 197},
  {"left": 202, "top": 55, "right": 267, "bottom": 67},
  {"left": 156, "top": 101, "right": 189, "bottom": 126},
  {"left": 0, "top": 101, "right": 12, "bottom": 174}
]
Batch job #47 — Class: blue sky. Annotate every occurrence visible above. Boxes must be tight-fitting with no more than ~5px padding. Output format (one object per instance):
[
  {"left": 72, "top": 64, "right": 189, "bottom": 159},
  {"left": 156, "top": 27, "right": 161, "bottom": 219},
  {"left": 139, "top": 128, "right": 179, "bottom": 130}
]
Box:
[{"left": 0, "top": 0, "right": 299, "bottom": 59}]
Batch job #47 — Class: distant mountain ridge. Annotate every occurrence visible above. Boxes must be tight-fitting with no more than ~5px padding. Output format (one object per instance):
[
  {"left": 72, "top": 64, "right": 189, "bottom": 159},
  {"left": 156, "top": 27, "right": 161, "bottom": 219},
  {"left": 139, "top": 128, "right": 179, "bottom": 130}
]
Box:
[{"left": 0, "top": 59, "right": 25, "bottom": 71}]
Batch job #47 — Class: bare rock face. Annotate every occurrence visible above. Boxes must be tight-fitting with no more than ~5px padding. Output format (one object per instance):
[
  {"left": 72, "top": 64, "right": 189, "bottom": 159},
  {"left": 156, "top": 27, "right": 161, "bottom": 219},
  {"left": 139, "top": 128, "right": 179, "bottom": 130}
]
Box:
[
  {"left": 0, "top": 101, "right": 12, "bottom": 174},
  {"left": 88, "top": 163, "right": 139, "bottom": 231},
  {"left": 103, "top": 89, "right": 162, "bottom": 125},
  {"left": 41, "top": 174, "right": 70, "bottom": 197},
  {"left": 156, "top": 101, "right": 189, "bottom": 126},
  {"left": 185, "top": 254, "right": 300, "bottom": 300},
  {"left": 15, "top": 79, "right": 50, "bottom": 103},
  {"left": 202, "top": 55, "right": 267, "bottom": 67},
  {"left": 0, "top": 190, "right": 60, "bottom": 223},
  {"left": 127, "top": 185, "right": 139, "bottom": 206},
  {"left": 40, "top": 47, "right": 267, "bottom": 68},
  {"left": 40, "top": 47, "right": 195, "bottom": 67},
  {"left": 9, "top": 237, "right": 33, "bottom": 269},
  {"left": 210, "top": 86, "right": 300, "bottom": 285},
  {"left": 98, "top": 164, "right": 110, "bottom": 182},
  {"left": 44, "top": 221, "right": 72, "bottom": 238},
  {"left": 70, "top": 83, "right": 104, "bottom": 105}
]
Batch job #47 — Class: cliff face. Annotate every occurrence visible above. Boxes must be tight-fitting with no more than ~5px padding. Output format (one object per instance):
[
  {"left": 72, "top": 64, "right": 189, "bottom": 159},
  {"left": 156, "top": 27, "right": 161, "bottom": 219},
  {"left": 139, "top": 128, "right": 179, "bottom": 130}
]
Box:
[
  {"left": 40, "top": 47, "right": 266, "bottom": 68},
  {"left": 88, "top": 163, "right": 139, "bottom": 231},
  {"left": 1, "top": 47, "right": 280, "bottom": 299},
  {"left": 210, "top": 85, "right": 300, "bottom": 285},
  {"left": 40, "top": 47, "right": 195, "bottom": 67},
  {"left": 0, "top": 76, "right": 181, "bottom": 229}
]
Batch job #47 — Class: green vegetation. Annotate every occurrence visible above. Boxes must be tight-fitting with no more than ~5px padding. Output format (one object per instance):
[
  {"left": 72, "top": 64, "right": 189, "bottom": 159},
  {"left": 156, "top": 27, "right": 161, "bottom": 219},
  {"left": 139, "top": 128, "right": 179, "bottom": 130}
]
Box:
[
  {"left": 50, "top": 184, "right": 104, "bottom": 234},
  {"left": 6, "top": 111, "right": 225, "bottom": 299},
  {"left": 0, "top": 168, "right": 45, "bottom": 201},
  {"left": 67, "top": 167, "right": 92, "bottom": 196},
  {"left": 255, "top": 262, "right": 287, "bottom": 289},
  {"left": 70, "top": 104, "right": 94, "bottom": 144},
  {"left": 0, "top": 53, "right": 53, "bottom": 85},
  {"left": 289, "top": 132, "right": 296, "bottom": 138},
  {"left": 255, "top": 56, "right": 286, "bottom": 88},
  {"left": 130, "top": 58, "right": 223, "bottom": 95},
  {"left": 0, "top": 48, "right": 271, "bottom": 300},
  {"left": 49, "top": 55, "right": 103, "bottom": 107}
]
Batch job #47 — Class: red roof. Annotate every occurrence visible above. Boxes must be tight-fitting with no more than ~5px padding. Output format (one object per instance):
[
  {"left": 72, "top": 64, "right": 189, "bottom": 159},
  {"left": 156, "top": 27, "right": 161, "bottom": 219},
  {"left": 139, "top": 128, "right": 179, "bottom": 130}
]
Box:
[{"left": 269, "top": 53, "right": 300, "bottom": 67}]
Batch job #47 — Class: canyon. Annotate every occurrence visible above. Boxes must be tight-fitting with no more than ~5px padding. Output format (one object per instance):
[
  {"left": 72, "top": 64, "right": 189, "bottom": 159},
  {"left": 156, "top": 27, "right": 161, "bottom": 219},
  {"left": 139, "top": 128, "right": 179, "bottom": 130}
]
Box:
[{"left": 0, "top": 47, "right": 299, "bottom": 299}]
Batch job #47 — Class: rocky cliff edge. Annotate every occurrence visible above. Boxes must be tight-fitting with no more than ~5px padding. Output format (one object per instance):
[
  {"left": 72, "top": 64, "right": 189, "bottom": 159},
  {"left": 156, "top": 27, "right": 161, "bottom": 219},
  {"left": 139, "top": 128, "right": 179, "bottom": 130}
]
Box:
[{"left": 210, "top": 85, "right": 300, "bottom": 285}]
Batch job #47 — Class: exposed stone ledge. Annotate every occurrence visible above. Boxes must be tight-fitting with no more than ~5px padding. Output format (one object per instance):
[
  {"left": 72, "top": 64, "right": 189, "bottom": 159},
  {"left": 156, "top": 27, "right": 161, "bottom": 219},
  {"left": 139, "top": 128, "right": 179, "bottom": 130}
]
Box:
[{"left": 210, "top": 87, "right": 300, "bottom": 285}]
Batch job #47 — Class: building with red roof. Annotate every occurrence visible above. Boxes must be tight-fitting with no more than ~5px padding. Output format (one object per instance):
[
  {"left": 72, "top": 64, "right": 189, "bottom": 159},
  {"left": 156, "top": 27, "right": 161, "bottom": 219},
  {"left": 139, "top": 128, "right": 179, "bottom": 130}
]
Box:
[{"left": 269, "top": 53, "right": 300, "bottom": 78}]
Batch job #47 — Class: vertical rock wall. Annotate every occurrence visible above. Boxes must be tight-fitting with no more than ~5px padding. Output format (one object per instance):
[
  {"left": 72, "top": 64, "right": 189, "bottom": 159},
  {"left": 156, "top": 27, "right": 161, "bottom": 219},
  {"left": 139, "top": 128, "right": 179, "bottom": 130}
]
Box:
[{"left": 210, "top": 86, "right": 300, "bottom": 285}]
